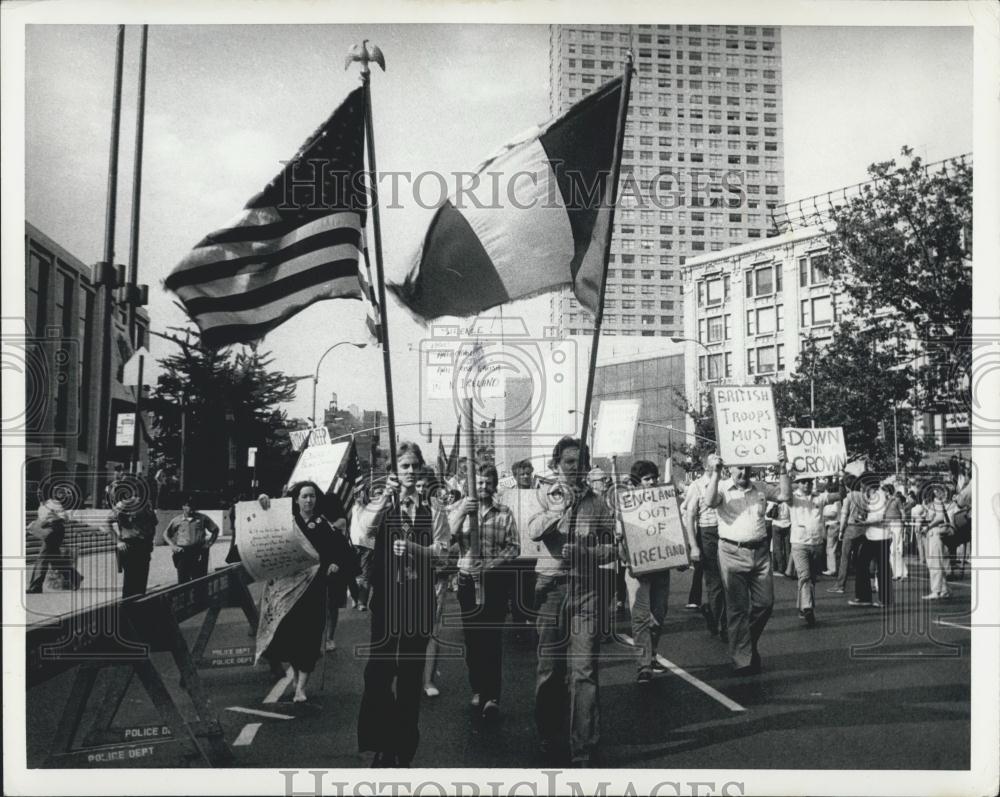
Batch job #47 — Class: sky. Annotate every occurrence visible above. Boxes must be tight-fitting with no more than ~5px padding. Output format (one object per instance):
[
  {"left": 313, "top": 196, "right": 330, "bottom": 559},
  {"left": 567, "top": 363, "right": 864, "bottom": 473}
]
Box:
[{"left": 20, "top": 18, "right": 976, "bottom": 444}]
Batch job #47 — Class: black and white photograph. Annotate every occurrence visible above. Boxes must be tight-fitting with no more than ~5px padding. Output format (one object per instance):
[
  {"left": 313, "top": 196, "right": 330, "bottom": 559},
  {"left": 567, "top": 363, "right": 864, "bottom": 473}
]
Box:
[{"left": 3, "top": 1, "right": 998, "bottom": 795}]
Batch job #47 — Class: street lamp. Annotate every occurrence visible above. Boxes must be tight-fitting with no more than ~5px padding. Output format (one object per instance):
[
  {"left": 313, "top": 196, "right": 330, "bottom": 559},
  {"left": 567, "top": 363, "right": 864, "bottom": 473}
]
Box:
[{"left": 312, "top": 342, "right": 367, "bottom": 425}]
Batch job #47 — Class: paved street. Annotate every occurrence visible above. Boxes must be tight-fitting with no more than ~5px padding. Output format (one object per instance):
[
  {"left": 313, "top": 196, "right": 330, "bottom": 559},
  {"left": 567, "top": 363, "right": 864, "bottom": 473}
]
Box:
[{"left": 25, "top": 556, "right": 971, "bottom": 770}]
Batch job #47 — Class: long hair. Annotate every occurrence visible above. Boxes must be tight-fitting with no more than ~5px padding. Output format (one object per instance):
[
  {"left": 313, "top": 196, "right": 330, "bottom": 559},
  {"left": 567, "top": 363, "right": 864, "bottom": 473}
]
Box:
[{"left": 288, "top": 480, "right": 325, "bottom": 518}]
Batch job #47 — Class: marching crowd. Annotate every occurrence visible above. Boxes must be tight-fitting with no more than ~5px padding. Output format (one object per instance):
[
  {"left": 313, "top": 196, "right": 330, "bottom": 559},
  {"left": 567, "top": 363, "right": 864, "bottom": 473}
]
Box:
[
  {"left": 242, "top": 437, "right": 974, "bottom": 768},
  {"left": 24, "top": 436, "right": 974, "bottom": 768}
]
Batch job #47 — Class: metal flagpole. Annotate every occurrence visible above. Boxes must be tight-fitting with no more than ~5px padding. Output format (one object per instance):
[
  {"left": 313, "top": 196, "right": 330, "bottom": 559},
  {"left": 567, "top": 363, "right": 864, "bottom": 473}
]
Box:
[
  {"left": 127, "top": 25, "right": 150, "bottom": 476},
  {"left": 348, "top": 41, "right": 396, "bottom": 472},
  {"left": 91, "top": 25, "right": 126, "bottom": 508},
  {"left": 463, "top": 398, "right": 480, "bottom": 604},
  {"left": 579, "top": 54, "right": 634, "bottom": 454}
]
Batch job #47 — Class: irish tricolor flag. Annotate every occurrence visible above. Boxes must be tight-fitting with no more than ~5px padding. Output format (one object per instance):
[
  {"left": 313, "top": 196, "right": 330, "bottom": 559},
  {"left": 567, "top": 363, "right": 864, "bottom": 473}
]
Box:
[{"left": 390, "top": 76, "right": 625, "bottom": 320}]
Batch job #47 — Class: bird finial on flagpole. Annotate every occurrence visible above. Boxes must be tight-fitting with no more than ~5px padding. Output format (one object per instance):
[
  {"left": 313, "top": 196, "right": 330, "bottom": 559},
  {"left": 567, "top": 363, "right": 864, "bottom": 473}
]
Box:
[{"left": 345, "top": 39, "right": 386, "bottom": 76}]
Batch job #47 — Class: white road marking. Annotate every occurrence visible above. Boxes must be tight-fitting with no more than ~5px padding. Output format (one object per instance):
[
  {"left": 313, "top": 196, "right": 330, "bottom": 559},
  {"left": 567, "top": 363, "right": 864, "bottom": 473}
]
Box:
[
  {"left": 620, "top": 634, "right": 746, "bottom": 713},
  {"left": 225, "top": 706, "right": 295, "bottom": 720},
  {"left": 935, "top": 618, "right": 972, "bottom": 631},
  {"left": 263, "top": 674, "right": 293, "bottom": 704},
  {"left": 233, "top": 722, "right": 262, "bottom": 746}
]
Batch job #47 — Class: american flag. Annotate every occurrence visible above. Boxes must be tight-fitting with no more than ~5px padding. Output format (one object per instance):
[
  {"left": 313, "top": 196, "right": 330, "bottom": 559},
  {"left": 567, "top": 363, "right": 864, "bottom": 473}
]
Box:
[
  {"left": 332, "top": 437, "right": 364, "bottom": 517},
  {"left": 165, "top": 87, "right": 379, "bottom": 348}
]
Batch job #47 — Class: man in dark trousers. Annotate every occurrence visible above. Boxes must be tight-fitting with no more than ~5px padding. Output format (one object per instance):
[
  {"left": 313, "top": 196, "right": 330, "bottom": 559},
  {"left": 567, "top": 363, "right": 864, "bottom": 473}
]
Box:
[
  {"left": 163, "top": 495, "right": 220, "bottom": 583},
  {"left": 450, "top": 463, "right": 519, "bottom": 719},
  {"left": 356, "top": 442, "right": 450, "bottom": 768},
  {"left": 529, "top": 436, "right": 616, "bottom": 767},
  {"left": 108, "top": 474, "right": 158, "bottom": 598}
]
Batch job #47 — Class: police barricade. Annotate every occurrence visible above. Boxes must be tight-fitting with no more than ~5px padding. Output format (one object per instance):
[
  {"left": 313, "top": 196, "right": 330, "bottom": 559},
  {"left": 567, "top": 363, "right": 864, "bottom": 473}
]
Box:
[{"left": 28, "top": 564, "right": 258, "bottom": 767}]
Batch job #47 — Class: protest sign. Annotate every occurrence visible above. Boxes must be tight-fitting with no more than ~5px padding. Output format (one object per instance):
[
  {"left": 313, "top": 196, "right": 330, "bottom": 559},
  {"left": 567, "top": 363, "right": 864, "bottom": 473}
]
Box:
[
  {"left": 711, "top": 385, "right": 779, "bottom": 465},
  {"left": 289, "top": 426, "right": 330, "bottom": 452},
  {"left": 782, "top": 427, "right": 846, "bottom": 477},
  {"left": 592, "top": 399, "right": 641, "bottom": 457},
  {"left": 236, "top": 498, "right": 319, "bottom": 582},
  {"left": 288, "top": 440, "right": 350, "bottom": 493},
  {"left": 617, "top": 484, "right": 690, "bottom": 575}
]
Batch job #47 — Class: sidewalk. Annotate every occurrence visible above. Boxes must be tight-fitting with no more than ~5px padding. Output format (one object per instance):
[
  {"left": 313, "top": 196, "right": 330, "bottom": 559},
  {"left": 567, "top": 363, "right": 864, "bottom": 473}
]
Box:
[{"left": 19, "top": 539, "right": 236, "bottom": 627}]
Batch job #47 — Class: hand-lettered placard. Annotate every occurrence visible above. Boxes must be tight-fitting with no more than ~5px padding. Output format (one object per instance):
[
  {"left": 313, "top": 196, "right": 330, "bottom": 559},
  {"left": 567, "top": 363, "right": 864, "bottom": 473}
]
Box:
[
  {"left": 236, "top": 498, "right": 318, "bottom": 582},
  {"left": 711, "top": 385, "right": 779, "bottom": 466},
  {"left": 781, "top": 427, "right": 846, "bottom": 477},
  {"left": 618, "top": 484, "right": 691, "bottom": 575}
]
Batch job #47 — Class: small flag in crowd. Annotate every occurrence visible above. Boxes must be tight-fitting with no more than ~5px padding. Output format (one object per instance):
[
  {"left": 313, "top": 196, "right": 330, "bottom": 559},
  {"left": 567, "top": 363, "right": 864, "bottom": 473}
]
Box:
[
  {"left": 446, "top": 424, "right": 461, "bottom": 477},
  {"left": 165, "top": 88, "right": 375, "bottom": 348},
  {"left": 437, "top": 436, "right": 448, "bottom": 481},
  {"left": 389, "top": 76, "right": 624, "bottom": 320}
]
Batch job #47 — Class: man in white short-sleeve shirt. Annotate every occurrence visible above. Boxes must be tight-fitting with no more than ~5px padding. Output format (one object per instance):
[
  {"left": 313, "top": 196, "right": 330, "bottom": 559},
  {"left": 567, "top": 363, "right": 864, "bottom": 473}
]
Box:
[{"left": 704, "top": 452, "right": 790, "bottom": 674}]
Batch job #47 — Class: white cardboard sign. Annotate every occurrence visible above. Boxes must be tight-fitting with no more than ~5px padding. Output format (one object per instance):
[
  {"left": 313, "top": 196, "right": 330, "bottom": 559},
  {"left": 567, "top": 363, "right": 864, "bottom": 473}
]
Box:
[
  {"left": 781, "top": 427, "right": 846, "bottom": 477},
  {"left": 287, "top": 440, "right": 350, "bottom": 493},
  {"left": 711, "top": 385, "right": 779, "bottom": 465},
  {"left": 592, "top": 399, "right": 641, "bottom": 458},
  {"left": 618, "top": 484, "right": 690, "bottom": 575},
  {"left": 236, "top": 498, "right": 318, "bottom": 582}
]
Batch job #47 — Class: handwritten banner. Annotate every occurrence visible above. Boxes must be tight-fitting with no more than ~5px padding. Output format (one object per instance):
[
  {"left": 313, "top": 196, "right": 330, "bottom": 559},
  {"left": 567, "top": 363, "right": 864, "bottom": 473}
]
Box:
[
  {"left": 288, "top": 440, "right": 350, "bottom": 493},
  {"left": 711, "top": 385, "right": 779, "bottom": 465},
  {"left": 781, "top": 427, "right": 846, "bottom": 477},
  {"left": 618, "top": 484, "right": 690, "bottom": 575},
  {"left": 236, "top": 498, "right": 318, "bottom": 582}
]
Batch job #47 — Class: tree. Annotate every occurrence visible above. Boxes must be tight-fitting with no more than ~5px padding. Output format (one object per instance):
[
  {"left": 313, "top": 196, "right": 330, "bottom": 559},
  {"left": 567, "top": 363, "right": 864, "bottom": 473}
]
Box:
[
  {"left": 149, "top": 329, "right": 300, "bottom": 497},
  {"left": 826, "top": 147, "right": 972, "bottom": 413},
  {"left": 670, "top": 388, "right": 717, "bottom": 471},
  {"left": 769, "top": 321, "right": 927, "bottom": 472}
]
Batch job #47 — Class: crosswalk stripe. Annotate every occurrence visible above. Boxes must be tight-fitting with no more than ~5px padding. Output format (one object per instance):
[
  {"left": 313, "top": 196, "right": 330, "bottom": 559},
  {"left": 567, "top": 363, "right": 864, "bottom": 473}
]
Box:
[{"left": 225, "top": 706, "right": 295, "bottom": 720}]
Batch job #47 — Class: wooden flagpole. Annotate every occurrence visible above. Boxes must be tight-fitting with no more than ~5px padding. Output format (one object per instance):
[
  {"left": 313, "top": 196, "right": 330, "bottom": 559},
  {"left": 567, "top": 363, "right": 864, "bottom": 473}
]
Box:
[
  {"left": 462, "top": 397, "right": 480, "bottom": 602},
  {"left": 349, "top": 40, "right": 397, "bottom": 471},
  {"left": 578, "top": 54, "right": 634, "bottom": 455}
]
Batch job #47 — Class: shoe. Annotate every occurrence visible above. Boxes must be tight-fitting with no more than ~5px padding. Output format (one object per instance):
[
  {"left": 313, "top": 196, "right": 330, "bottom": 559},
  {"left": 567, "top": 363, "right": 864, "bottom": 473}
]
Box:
[
  {"left": 470, "top": 693, "right": 481, "bottom": 708},
  {"left": 872, "top": 600, "right": 884, "bottom": 608},
  {"left": 822, "top": 570, "right": 837, "bottom": 577},
  {"left": 325, "top": 640, "right": 337, "bottom": 651},
  {"left": 921, "top": 593, "right": 941, "bottom": 601},
  {"left": 804, "top": 609, "right": 816, "bottom": 627},
  {"left": 848, "top": 599, "right": 872, "bottom": 607},
  {"left": 826, "top": 587, "right": 845, "bottom": 594},
  {"left": 358, "top": 603, "right": 368, "bottom": 612},
  {"left": 701, "top": 605, "right": 717, "bottom": 635},
  {"left": 482, "top": 699, "right": 500, "bottom": 721},
  {"left": 293, "top": 692, "right": 308, "bottom": 703},
  {"left": 423, "top": 684, "right": 440, "bottom": 698},
  {"left": 685, "top": 602, "right": 699, "bottom": 610},
  {"left": 651, "top": 658, "right": 668, "bottom": 672},
  {"left": 733, "top": 656, "right": 761, "bottom": 676},
  {"left": 637, "top": 668, "right": 653, "bottom": 684},
  {"left": 939, "top": 593, "right": 953, "bottom": 600},
  {"left": 774, "top": 572, "right": 785, "bottom": 578}
]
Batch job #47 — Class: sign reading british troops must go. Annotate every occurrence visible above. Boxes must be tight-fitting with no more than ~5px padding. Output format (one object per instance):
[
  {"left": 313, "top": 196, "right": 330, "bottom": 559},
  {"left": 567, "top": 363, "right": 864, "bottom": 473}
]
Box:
[{"left": 711, "top": 385, "right": 780, "bottom": 465}]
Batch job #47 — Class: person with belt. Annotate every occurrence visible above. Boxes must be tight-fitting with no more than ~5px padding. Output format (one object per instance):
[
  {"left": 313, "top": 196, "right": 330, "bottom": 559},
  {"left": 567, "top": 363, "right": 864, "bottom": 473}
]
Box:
[
  {"left": 108, "top": 474, "right": 158, "bottom": 598},
  {"left": 449, "top": 463, "right": 519, "bottom": 720},
  {"left": 355, "top": 441, "right": 450, "bottom": 768},
  {"left": 163, "top": 495, "right": 220, "bottom": 584},
  {"left": 684, "top": 454, "right": 728, "bottom": 643},
  {"left": 702, "top": 451, "right": 790, "bottom": 675}
]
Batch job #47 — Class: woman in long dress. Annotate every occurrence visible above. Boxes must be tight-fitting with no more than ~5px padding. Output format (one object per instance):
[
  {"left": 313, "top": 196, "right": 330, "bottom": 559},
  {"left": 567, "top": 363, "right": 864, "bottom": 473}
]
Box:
[{"left": 256, "top": 481, "right": 356, "bottom": 703}]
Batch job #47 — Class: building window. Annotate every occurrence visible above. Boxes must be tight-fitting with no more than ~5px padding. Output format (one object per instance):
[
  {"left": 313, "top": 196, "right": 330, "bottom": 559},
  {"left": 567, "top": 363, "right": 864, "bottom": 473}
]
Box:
[
  {"left": 798, "top": 253, "right": 830, "bottom": 286},
  {"left": 800, "top": 295, "right": 834, "bottom": 327}
]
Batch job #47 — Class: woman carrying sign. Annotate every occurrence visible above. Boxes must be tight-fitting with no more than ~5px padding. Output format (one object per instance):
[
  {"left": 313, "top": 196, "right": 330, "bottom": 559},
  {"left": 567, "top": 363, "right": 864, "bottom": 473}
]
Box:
[{"left": 256, "top": 481, "right": 356, "bottom": 703}]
